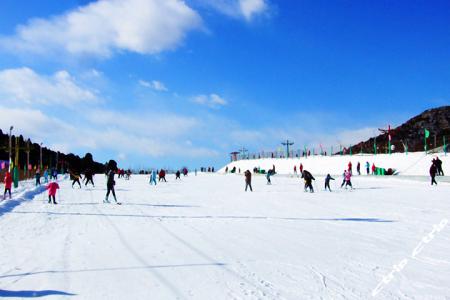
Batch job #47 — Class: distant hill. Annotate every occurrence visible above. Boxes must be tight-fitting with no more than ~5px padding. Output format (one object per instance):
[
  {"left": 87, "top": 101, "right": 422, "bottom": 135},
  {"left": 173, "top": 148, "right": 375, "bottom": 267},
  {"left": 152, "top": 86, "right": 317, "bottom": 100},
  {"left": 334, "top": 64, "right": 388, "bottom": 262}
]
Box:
[
  {"left": 349, "top": 106, "right": 450, "bottom": 154},
  {"left": 0, "top": 130, "right": 105, "bottom": 176}
]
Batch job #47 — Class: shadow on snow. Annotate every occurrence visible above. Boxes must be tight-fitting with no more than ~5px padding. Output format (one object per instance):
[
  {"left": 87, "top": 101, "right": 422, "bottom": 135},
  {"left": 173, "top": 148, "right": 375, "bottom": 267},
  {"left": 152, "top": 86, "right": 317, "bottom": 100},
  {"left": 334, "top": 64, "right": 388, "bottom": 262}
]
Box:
[
  {"left": 7, "top": 211, "right": 395, "bottom": 222},
  {"left": 0, "top": 289, "right": 76, "bottom": 297}
]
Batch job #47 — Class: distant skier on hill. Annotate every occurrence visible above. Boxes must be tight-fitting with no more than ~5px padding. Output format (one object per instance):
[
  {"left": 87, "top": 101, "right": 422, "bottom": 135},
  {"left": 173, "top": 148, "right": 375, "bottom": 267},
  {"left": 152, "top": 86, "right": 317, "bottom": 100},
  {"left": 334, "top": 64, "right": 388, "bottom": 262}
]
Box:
[
  {"left": 324, "top": 174, "right": 335, "bottom": 192},
  {"left": 244, "top": 170, "right": 253, "bottom": 192},
  {"left": 430, "top": 161, "right": 438, "bottom": 186},
  {"left": 302, "top": 170, "right": 315, "bottom": 193}
]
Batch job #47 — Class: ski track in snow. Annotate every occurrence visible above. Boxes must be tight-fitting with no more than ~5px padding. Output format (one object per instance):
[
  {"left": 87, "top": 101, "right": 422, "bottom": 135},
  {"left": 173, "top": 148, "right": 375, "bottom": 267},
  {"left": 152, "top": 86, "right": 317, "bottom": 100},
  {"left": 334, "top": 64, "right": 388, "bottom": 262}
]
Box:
[{"left": 1, "top": 173, "right": 450, "bottom": 299}]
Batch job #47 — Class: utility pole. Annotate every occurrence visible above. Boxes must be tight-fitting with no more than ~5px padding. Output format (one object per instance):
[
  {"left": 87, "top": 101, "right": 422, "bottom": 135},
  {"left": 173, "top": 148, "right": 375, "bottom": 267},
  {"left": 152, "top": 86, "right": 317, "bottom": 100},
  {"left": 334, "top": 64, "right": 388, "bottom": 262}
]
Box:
[
  {"left": 281, "top": 140, "right": 294, "bottom": 158},
  {"left": 239, "top": 147, "right": 248, "bottom": 160},
  {"left": 40, "top": 142, "right": 43, "bottom": 171},
  {"left": 9, "top": 126, "right": 13, "bottom": 171}
]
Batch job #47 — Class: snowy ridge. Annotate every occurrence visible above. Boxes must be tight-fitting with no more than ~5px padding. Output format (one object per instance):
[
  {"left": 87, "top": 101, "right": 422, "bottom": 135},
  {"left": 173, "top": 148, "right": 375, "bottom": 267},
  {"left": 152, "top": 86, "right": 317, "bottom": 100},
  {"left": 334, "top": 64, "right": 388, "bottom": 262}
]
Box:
[{"left": 219, "top": 152, "right": 450, "bottom": 176}]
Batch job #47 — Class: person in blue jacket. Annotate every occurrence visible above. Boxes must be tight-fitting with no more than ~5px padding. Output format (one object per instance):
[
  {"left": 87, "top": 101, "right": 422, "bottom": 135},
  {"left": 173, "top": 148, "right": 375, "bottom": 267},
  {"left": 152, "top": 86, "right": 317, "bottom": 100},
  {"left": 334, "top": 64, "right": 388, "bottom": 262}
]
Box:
[
  {"left": 365, "top": 161, "right": 370, "bottom": 175},
  {"left": 325, "top": 174, "right": 335, "bottom": 192},
  {"left": 149, "top": 169, "right": 157, "bottom": 185}
]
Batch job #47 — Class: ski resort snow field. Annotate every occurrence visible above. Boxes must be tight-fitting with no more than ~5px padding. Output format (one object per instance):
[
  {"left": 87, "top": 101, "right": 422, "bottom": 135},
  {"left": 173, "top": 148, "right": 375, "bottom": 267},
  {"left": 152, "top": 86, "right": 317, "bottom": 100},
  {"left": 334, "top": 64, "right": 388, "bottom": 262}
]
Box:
[
  {"left": 1, "top": 172, "right": 450, "bottom": 299},
  {"left": 220, "top": 152, "right": 450, "bottom": 176}
]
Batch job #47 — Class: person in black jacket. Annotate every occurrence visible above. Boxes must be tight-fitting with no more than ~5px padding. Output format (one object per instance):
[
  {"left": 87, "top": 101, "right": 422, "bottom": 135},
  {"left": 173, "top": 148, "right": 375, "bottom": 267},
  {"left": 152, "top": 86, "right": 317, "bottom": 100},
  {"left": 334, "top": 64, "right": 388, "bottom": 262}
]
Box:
[
  {"left": 430, "top": 162, "right": 438, "bottom": 186},
  {"left": 105, "top": 169, "right": 119, "bottom": 203},
  {"left": 244, "top": 170, "right": 252, "bottom": 192},
  {"left": 302, "top": 170, "right": 315, "bottom": 193},
  {"left": 435, "top": 157, "right": 444, "bottom": 176},
  {"left": 325, "top": 174, "right": 335, "bottom": 192},
  {"left": 84, "top": 169, "right": 95, "bottom": 187}
]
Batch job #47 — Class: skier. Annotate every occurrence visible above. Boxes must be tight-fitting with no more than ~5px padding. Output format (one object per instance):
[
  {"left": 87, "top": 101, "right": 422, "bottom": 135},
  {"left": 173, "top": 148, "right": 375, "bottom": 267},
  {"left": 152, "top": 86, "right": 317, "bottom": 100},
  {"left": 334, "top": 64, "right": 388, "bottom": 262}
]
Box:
[
  {"left": 343, "top": 170, "right": 353, "bottom": 189},
  {"left": 43, "top": 169, "right": 49, "bottom": 183},
  {"left": 105, "top": 160, "right": 120, "bottom": 204},
  {"left": 340, "top": 170, "right": 347, "bottom": 187},
  {"left": 371, "top": 163, "right": 376, "bottom": 175},
  {"left": 182, "top": 168, "right": 188, "bottom": 176},
  {"left": 430, "top": 162, "right": 438, "bottom": 185},
  {"left": 159, "top": 169, "right": 167, "bottom": 182},
  {"left": 3, "top": 171, "right": 12, "bottom": 200},
  {"left": 301, "top": 170, "right": 315, "bottom": 193},
  {"left": 46, "top": 180, "right": 60, "bottom": 204},
  {"left": 175, "top": 170, "right": 181, "bottom": 180},
  {"left": 35, "top": 169, "right": 41, "bottom": 186},
  {"left": 348, "top": 161, "right": 353, "bottom": 174},
  {"left": 244, "top": 170, "right": 253, "bottom": 192},
  {"left": 435, "top": 157, "right": 444, "bottom": 176},
  {"left": 225, "top": 166, "right": 228, "bottom": 173},
  {"left": 84, "top": 169, "right": 95, "bottom": 187},
  {"left": 365, "top": 161, "right": 370, "bottom": 175},
  {"left": 149, "top": 169, "right": 157, "bottom": 185},
  {"left": 324, "top": 174, "right": 335, "bottom": 192},
  {"left": 70, "top": 171, "right": 82, "bottom": 188},
  {"left": 294, "top": 165, "right": 297, "bottom": 175},
  {"left": 356, "top": 162, "right": 361, "bottom": 175},
  {"left": 266, "top": 169, "right": 273, "bottom": 185},
  {"left": 300, "top": 163, "right": 303, "bottom": 174},
  {"left": 51, "top": 168, "right": 58, "bottom": 180}
]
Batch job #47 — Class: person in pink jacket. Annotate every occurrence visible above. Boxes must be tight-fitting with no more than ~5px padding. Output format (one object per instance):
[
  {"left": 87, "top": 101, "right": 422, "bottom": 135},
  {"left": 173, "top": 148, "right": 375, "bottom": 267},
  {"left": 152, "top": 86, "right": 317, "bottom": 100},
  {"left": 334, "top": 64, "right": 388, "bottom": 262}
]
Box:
[
  {"left": 3, "top": 172, "right": 12, "bottom": 200},
  {"left": 47, "top": 181, "right": 60, "bottom": 204},
  {"left": 344, "top": 170, "right": 353, "bottom": 189}
]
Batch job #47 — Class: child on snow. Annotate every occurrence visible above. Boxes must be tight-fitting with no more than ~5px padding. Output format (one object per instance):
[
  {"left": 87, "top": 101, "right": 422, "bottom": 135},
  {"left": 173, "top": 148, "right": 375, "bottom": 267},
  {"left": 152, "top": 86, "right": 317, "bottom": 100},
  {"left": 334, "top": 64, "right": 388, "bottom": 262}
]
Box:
[
  {"left": 325, "top": 174, "right": 334, "bottom": 192},
  {"left": 47, "top": 181, "right": 60, "bottom": 204},
  {"left": 3, "top": 171, "right": 13, "bottom": 200}
]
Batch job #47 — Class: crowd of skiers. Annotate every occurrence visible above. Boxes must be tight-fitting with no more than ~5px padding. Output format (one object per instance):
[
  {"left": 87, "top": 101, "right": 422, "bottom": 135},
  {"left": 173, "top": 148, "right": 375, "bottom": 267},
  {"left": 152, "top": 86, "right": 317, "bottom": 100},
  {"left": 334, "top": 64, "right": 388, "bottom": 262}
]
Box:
[{"left": 233, "top": 157, "right": 447, "bottom": 192}]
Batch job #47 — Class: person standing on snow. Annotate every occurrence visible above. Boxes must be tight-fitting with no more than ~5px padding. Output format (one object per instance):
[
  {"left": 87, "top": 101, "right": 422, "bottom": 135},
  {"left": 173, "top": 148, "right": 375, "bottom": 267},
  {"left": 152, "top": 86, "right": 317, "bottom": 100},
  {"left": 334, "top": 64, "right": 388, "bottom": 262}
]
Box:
[
  {"left": 430, "top": 162, "right": 438, "bottom": 185},
  {"left": 340, "top": 170, "right": 347, "bottom": 187},
  {"left": 70, "top": 171, "right": 82, "bottom": 188},
  {"left": 46, "top": 180, "right": 60, "bottom": 204},
  {"left": 159, "top": 169, "right": 167, "bottom": 182},
  {"left": 348, "top": 162, "right": 353, "bottom": 174},
  {"left": 301, "top": 170, "right": 315, "bottom": 193},
  {"left": 435, "top": 157, "right": 444, "bottom": 176},
  {"left": 3, "top": 171, "right": 12, "bottom": 200},
  {"left": 371, "top": 163, "right": 376, "bottom": 175},
  {"left": 299, "top": 163, "right": 303, "bottom": 174},
  {"left": 105, "top": 169, "right": 119, "bottom": 203},
  {"left": 175, "top": 170, "right": 181, "bottom": 180},
  {"left": 343, "top": 170, "right": 353, "bottom": 189},
  {"left": 43, "top": 169, "right": 49, "bottom": 183},
  {"left": 266, "top": 169, "right": 274, "bottom": 185},
  {"left": 35, "top": 169, "right": 41, "bottom": 186},
  {"left": 244, "top": 170, "right": 253, "bottom": 192},
  {"left": 149, "top": 169, "right": 157, "bottom": 185},
  {"left": 324, "top": 174, "right": 335, "bottom": 192},
  {"left": 294, "top": 165, "right": 297, "bottom": 176},
  {"left": 356, "top": 162, "right": 361, "bottom": 175},
  {"left": 365, "top": 162, "right": 370, "bottom": 175}
]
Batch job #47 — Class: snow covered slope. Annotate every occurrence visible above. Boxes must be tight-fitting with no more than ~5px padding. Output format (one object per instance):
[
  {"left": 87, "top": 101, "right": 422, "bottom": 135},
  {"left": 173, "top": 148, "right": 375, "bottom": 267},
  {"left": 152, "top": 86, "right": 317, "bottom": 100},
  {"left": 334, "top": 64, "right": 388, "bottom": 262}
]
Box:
[
  {"left": 219, "top": 152, "right": 450, "bottom": 176},
  {"left": 0, "top": 174, "right": 449, "bottom": 299}
]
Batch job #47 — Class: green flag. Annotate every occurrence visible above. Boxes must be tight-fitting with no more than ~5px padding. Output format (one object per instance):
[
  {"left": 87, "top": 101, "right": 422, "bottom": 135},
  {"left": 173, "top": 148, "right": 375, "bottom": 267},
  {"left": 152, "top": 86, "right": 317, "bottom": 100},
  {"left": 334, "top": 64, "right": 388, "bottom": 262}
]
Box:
[{"left": 425, "top": 129, "right": 430, "bottom": 139}]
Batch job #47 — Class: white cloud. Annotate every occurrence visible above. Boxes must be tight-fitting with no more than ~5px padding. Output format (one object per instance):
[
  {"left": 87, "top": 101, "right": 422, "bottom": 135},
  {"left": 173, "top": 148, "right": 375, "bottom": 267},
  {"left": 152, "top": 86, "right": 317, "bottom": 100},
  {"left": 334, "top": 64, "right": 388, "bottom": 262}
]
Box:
[
  {"left": 139, "top": 79, "right": 168, "bottom": 92},
  {"left": 198, "top": 0, "right": 268, "bottom": 21},
  {"left": 0, "top": 0, "right": 203, "bottom": 58},
  {"left": 0, "top": 67, "right": 98, "bottom": 107},
  {"left": 192, "top": 93, "right": 227, "bottom": 108}
]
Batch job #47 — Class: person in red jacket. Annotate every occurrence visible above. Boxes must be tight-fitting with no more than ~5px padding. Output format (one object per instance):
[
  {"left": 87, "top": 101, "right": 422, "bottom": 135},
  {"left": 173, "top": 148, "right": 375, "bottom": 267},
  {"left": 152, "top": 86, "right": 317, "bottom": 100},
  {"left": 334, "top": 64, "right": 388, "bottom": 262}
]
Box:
[
  {"left": 299, "top": 163, "right": 303, "bottom": 174},
  {"left": 47, "top": 181, "right": 60, "bottom": 204},
  {"left": 3, "top": 172, "right": 12, "bottom": 200},
  {"left": 371, "top": 163, "right": 376, "bottom": 175}
]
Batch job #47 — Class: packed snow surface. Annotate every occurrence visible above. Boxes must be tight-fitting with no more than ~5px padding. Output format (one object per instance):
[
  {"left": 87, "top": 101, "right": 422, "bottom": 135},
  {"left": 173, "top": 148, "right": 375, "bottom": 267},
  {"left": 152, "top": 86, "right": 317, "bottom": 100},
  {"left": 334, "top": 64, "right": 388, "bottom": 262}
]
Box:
[{"left": 1, "top": 172, "right": 449, "bottom": 299}]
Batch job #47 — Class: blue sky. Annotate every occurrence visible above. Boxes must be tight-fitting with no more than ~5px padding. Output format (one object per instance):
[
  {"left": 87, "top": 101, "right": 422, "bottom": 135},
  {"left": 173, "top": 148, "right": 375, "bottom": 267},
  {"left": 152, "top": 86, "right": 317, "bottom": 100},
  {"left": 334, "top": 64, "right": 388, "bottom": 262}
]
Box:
[{"left": 0, "top": 0, "right": 449, "bottom": 169}]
